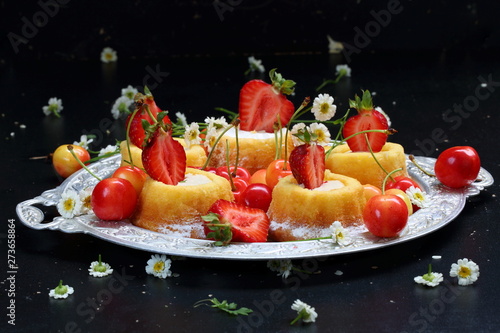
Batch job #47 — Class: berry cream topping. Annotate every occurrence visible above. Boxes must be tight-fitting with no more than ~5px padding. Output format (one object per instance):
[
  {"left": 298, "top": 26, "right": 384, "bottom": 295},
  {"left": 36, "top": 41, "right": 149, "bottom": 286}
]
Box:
[{"left": 178, "top": 173, "right": 212, "bottom": 186}]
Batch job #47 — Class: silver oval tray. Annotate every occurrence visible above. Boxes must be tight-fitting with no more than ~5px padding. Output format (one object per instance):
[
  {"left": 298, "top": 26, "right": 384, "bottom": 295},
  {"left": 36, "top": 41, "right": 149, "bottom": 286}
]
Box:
[{"left": 16, "top": 154, "right": 494, "bottom": 260}]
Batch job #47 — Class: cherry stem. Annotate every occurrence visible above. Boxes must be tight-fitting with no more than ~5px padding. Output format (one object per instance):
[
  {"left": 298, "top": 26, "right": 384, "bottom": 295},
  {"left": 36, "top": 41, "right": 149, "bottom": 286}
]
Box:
[
  {"left": 232, "top": 124, "right": 240, "bottom": 178},
  {"left": 201, "top": 123, "right": 236, "bottom": 170},
  {"left": 125, "top": 106, "right": 141, "bottom": 166},
  {"left": 67, "top": 145, "right": 102, "bottom": 181},
  {"left": 364, "top": 133, "right": 394, "bottom": 183},
  {"left": 381, "top": 168, "right": 403, "bottom": 194},
  {"left": 225, "top": 140, "right": 236, "bottom": 191},
  {"left": 283, "top": 97, "right": 311, "bottom": 170},
  {"left": 408, "top": 155, "right": 436, "bottom": 177}
]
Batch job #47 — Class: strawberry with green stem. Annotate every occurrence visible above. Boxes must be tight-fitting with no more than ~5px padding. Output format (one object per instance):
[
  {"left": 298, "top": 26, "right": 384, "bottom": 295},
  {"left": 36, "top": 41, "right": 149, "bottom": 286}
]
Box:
[
  {"left": 342, "top": 90, "right": 389, "bottom": 152},
  {"left": 289, "top": 128, "right": 326, "bottom": 190},
  {"left": 239, "top": 68, "right": 296, "bottom": 133},
  {"left": 141, "top": 111, "right": 186, "bottom": 186},
  {"left": 126, "top": 86, "right": 172, "bottom": 149},
  {"left": 202, "top": 199, "right": 270, "bottom": 245}
]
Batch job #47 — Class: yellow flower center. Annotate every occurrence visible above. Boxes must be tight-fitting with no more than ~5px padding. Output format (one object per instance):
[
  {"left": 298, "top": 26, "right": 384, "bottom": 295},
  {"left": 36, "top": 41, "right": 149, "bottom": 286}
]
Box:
[
  {"left": 188, "top": 130, "right": 199, "bottom": 141},
  {"left": 82, "top": 196, "right": 92, "bottom": 210},
  {"left": 414, "top": 192, "right": 425, "bottom": 201},
  {"left": 313, "top": 130, "right": 327, "bottom": 143},
  {"left": 458, "top": 266, "right": 471, "bottom": 278},
  {"left": 105, "top": 53, "right": 114, "bottom": 60},
  {"left": 63, "top": 198, "right": 75, "bottom": 212},
  {"left": 320, "top": 103, "right": 330, "bottom": 114},
  {"left": 154, "top": 261, "right": 165, "bottom": 272}
]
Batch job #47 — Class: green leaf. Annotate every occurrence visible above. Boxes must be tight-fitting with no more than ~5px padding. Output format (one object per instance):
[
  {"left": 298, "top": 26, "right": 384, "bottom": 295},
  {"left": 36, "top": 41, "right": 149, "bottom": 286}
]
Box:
[
  {"left": 204, "top": 297, "right": 253, "bottom": 316},
  {"left": 157, "top": 111, "right": 170, "bottom": 124},
  {"left": 269, "top": 68, "right": 296, "bottom": 96}
]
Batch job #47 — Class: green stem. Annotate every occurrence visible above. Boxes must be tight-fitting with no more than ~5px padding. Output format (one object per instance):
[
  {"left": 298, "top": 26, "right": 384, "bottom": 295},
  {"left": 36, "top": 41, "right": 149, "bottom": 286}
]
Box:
[
  {"left": 67, "top": 145, "right": 102, "bottom": 181},
  {"left": 290, "top": 313, "right": 303, "bottom": 325},
  {"left": 125, "top": 106, "right": 140, "bottom": 165},
  {"left": 201, "top": 124, "right": 236, "bottom": 170},
  {"left": 283, "top": 98, "right": 311, "bottom": 169},
  {"left": 381, "top": 168, "right": 403, "bottom": 194},
  {"left": 409, "top": 155, "right": 436, "bottom": 177},
  {"left": 364, "top": 133, "right": 394, "bottom": 183},
  {"left": 225, "top": 140, "right": 236, "bottom": 191}
]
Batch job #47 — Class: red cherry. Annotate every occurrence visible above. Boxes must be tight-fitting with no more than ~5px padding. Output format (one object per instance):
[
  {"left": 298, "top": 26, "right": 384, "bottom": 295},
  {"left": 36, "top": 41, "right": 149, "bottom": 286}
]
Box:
[{"left": 434, "top": 146, "right": 481, "bottom": 188}]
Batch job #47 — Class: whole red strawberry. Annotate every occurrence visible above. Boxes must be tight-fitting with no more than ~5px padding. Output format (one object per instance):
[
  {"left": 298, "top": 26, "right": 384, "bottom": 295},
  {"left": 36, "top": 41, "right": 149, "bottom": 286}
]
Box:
[
  {"left": 239, "top": 69, "right": 296, "bottom": 133},
  {"left": 342, "top": 90, "right": 389, "bottom": 152},
  {"left": 126, "top": 87, "right": 172, "bottom": 148},
  {"left": 289, "top": 142, "right": 325, "bottom": 190},
  {"left": 142, "top": 115, "right": 186, "bottom": 185},
  {"left": 202, "top": 199, "right": 270, "bottom": 245}
]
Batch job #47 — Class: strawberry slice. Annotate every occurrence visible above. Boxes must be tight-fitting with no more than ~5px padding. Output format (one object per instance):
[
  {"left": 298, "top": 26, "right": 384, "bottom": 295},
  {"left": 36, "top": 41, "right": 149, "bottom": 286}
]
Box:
[
  {"left": 126, "top": 87, "right": 172, "bottom": 148},
  {"left": 289, "top": 143, "right": 325, "bottom": 189},
  {"left": 203, "top": 199, "right": 270, "bottom": 244},
  {"left": 142, "top": 126, "right": 186, "bottom": 185},
  {"left": 239, "top": 69, "right": 296, "bottom": 133},
  {"left": 342, "top": 90, "right": 389, "bottom": 152}
]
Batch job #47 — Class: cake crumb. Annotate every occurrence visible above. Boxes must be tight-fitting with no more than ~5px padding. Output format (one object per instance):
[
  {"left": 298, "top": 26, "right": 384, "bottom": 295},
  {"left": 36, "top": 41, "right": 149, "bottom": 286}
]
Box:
[{"left": 334, "top": 270, "right": 343, "bottom": 276}]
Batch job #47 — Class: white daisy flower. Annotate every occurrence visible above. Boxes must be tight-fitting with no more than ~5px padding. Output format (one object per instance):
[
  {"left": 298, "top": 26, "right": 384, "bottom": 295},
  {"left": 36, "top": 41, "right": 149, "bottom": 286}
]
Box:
[
  {"left": 145, "top": 254, "right": 172, "bottom": 279},
  {"left": 57, "top": 189, "right": 83, "bottom": 218},
  {"left": 375, "top": 106, "right": 391, "bottom": 127},
  {"left": 121, "top": 85, "right": 138, "bottom": 100},
  {"left": 111, "top": 96, "right": 134, "bottom": 119},
  {"left": 42, "top": 97, "right": 63, "bottom": 117},
  {"left": 311, "top": 93, "right": 337, "bottom": 122},
  {"left": 205, "top": 116, "right": 229, "bottom": 132},
  {"left": 327, "top": 35, "right": 344, "bottom": 54},
  {"left": 406, "top": 186, "right": 430, "bottom": 209},
  {"left": 88, "top": 254, "right": 113, "bottom": 277},
  {"left": 79, "top": 187, "right": 94, "bottom": 215},
  {"left": 309, "top": 122, "right": 331, "bottom": 146},
  {"left": 247, "top": 56, "right": 265, "bottom": 73},
  {"left": 73, "top": 135, "right": 94, "bottom": 150},
  {"left": 203, "top": 127, "right": 219, "bottom": 152},
  {"left": 176, "top": 112, "right": 188, "bottom": 127},
  {"left": 98, "top": 144, "right": 118, "bottom": 157},
  {"left": 184, "top": 122, "right": 202, "bottom": 150},
  {"left": 335, "top": 64, "right": 352, "bottom": 77},
  {"left": 267, "top": 259, "right": 293, "bottom": 279},
  {"left": 290, "top": 299, "right": 318, "bottom": 324},
  {"left": 330, "top": 221, "right": 351, "bottom": 246},
  {"left": 49, "top": 280, "right": 74, "bottom": 299},
  {"left": 290, "top": 123, "right": 307, "bottom": 146},
  {"left": 414, "top": 264, "right": 443, "bottom": 287},
  {"left": 450, "top": 258, "right": 480, "bottom": 286},
  {"left": 100, "top": 47, "right": 117, "bottom": 63}
]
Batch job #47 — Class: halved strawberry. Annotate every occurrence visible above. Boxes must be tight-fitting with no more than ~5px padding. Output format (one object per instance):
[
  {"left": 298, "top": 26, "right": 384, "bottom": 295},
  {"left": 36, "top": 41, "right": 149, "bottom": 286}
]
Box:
[
  {"left": 342, "top": 90, "right": 389, "bottom": 152},
  {"left": 142, "top": 126, "right": 186, "bottom": 185},
  {"left": 289, "top": 143, "right": 325, "bottom": 189},
  {"left": 202, "top": 199, "right": 270, "bottom": 244},
  {"left": 126, "top": 87, "right": 172, "bottom": 148},
  {"left": 239, "top": 69, "right": 295, "bottom": 133}
]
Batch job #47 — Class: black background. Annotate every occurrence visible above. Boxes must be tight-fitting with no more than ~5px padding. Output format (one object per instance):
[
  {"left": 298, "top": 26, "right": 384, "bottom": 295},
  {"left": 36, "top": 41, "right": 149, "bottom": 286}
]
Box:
[{"left": 1, "top": 1, "right": 500, "bottom": 333}]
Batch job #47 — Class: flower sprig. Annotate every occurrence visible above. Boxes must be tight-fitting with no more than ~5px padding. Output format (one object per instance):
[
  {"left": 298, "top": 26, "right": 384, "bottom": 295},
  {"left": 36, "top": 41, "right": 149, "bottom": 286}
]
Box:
[
  {"left": 316, "top": 64, "right": 351, "bottom": 91},
  {"left": 88, "top": 254, "right": 113, "bottom": 277},
  {"left": 49, "top": 280, "right": 74, "bottom": 299},
  {"left": 290, "top": 299, "right": 318, "bottom": 325},
  {"left": 414, "top": 264, "right": 443, "bottom": 287},
  {"left": 194, "top": 297, "right": 253, "bottom": 316}
]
